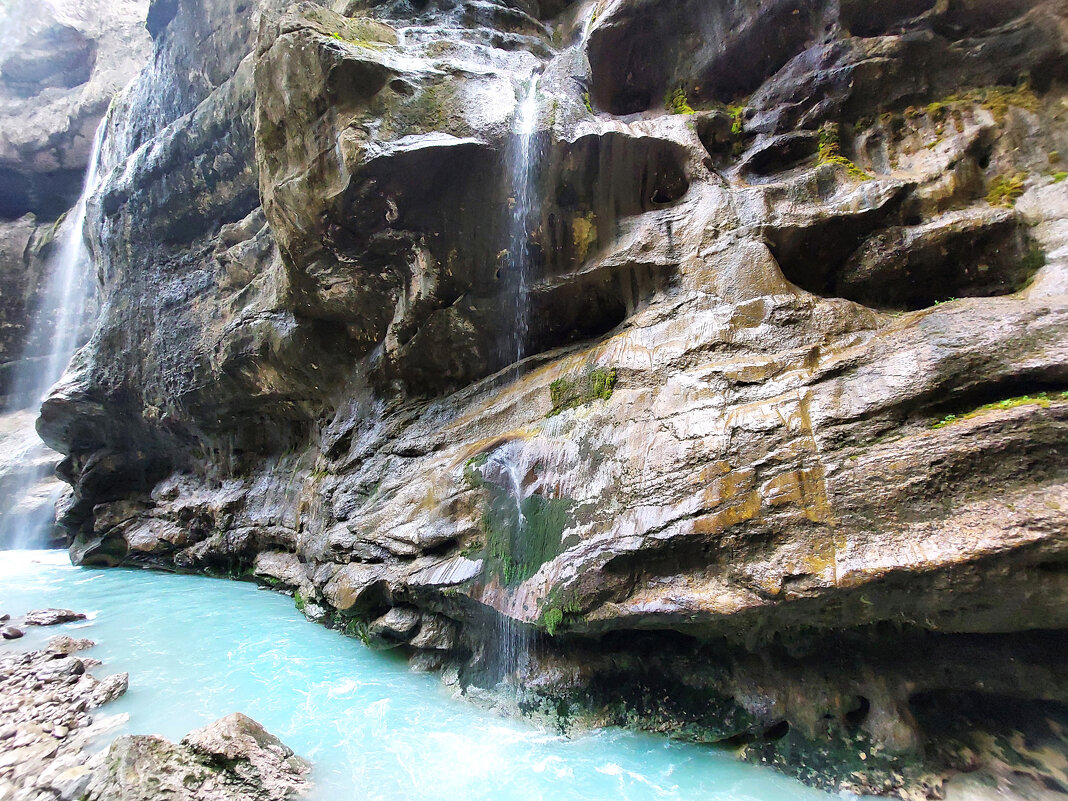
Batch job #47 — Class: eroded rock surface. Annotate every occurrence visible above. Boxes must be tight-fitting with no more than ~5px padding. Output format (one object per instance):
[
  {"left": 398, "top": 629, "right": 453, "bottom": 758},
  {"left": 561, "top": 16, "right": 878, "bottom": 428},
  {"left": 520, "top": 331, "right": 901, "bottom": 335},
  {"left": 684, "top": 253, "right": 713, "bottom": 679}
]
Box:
[
  {"left": 33, "top": 0, "right": 1068, "bottom": 795},
  {"left": 83, "top": 712, "right": 310, "bottom": 801}
]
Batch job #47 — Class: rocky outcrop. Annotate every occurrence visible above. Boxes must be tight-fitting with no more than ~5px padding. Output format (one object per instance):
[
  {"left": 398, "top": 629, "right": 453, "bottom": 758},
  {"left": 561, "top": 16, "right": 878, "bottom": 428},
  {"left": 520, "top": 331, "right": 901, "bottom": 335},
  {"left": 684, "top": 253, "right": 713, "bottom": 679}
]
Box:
[
  {"left": 83, "top": 713, "right": 310, "bottom": 801},
  {"left": 35, "top": 0, "right": 1068, "bottom": 795},
  {"left": 0, "top": 633, "right": 307, "bottom": 801},
  {"left": 0, "top": 635, "right": 130, "bottom": 800}
]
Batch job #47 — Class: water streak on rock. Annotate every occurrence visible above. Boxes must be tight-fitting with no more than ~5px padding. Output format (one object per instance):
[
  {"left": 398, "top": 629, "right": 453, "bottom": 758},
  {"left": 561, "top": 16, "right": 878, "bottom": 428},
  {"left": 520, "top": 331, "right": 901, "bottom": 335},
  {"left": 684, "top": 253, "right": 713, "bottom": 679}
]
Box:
[
  {"left": 0, "top": 120, "right": 107, "bottom": 549},
  {"left": 493, "top": 75, "right": 542, "bottom": 677}
]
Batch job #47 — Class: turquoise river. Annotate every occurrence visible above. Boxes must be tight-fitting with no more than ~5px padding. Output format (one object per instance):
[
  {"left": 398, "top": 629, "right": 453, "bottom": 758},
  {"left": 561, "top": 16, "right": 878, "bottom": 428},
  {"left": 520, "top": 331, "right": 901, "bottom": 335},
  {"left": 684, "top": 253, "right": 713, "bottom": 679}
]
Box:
[{"left": 0, "top": 550, "right": 848, "bottom": 801}]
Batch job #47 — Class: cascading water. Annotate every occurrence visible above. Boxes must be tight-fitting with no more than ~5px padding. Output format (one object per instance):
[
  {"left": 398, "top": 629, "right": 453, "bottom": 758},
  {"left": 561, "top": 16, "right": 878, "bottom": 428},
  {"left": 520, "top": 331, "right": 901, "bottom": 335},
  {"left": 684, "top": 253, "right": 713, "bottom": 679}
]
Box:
[
  {"left": 0, "top": 119, "right": 108, "bottom": 549},
  {"left": 507, "top": 76, "right": 541, "bottom": 368},
  {"left": 578, "top": 0, "right": 622, "bottom": 49},
  {"left": 19, "top": 124, "right": 105, "bottom": 404},
  {"left": 489, "top": 76, "right": 543, "bottom": 679}
]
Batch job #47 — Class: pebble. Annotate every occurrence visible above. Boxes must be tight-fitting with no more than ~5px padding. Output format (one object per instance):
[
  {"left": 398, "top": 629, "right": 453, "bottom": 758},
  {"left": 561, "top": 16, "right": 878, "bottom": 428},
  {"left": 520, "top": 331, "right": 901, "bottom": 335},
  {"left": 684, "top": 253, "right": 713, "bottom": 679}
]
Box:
[{"left": 2, "top": 625, "right": 24, "bottom": 640}]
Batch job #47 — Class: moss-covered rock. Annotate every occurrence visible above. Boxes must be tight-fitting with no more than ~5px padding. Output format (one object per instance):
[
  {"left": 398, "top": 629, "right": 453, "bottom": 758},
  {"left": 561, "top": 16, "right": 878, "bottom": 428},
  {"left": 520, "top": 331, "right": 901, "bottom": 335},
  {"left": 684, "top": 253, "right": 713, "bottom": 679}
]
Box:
[{"left": 548, "top": 367, "right": 617, "bottom": 417}]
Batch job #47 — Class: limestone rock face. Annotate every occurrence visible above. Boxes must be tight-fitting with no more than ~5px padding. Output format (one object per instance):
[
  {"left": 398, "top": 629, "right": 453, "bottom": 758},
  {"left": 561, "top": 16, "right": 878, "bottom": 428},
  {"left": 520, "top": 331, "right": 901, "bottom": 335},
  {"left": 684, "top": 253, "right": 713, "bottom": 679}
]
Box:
[
  {"left": 0, "top": 0, "right": 150, "bottom": 220},
  {"left": 36, "top": 0, "right": 1068, "bottom": 795}
]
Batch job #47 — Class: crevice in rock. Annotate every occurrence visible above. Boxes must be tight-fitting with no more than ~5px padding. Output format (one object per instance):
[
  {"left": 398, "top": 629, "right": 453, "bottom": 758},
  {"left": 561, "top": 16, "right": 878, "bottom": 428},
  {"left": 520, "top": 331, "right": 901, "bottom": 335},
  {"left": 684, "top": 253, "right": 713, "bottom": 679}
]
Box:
[
  {"left": 764, "top": 202, "right": 905, "bottom": 300},
  {"left": 768, "top": 203, "right": 1044, "bottom": 310},
  {"left": 913, "top": 378, "right": 1068, "bottom": 423},
  {"left": 840, "top": 0, "right": 936, "bottom": 37},
  {"left": 741, "top": 132, "right": 820, "bottom": 178},
  {"left": 762, "top": 720, "right": 790, "bottom": 741},
  {"left": 844, "top": 695, "right": 870, "bottom": 728},
  {"left": 909, "top": 691, "right": 1068, "bottom": 793},
  {"left": 837, "top": 212, "right": 1043, "bottom": 310},
  {"left": 0, "top": 167, "right": 87, "bottom": 222},
  {"left": 586, "top": 0, "right": 826, "bottom": 115},
  {"left": 422, "top": 537, "right": 461, "bottom": 558},
  {"left": 540, "top": 132, "right": 689, "bottom": 275}
]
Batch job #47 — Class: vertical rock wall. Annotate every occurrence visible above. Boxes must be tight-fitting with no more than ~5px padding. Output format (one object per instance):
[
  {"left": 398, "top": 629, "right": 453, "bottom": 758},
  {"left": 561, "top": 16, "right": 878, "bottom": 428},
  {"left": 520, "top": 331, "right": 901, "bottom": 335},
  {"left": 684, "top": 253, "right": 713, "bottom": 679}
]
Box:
[{"left": 29, "top": 0, "right": 1068, "bottom": 795}]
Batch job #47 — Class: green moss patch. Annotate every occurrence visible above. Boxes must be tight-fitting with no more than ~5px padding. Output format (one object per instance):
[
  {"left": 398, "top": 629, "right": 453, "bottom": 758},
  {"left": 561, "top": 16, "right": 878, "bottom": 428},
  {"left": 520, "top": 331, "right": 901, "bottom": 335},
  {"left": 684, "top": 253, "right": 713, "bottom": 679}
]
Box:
[
  {"left": 463, "top": 452, "right": 490, "bottom": 489},
  {"left": 817, "top": 123, "right": 870, "bottom": 180},
  {"left": 665, "top": 88, "right": 695, "bottom": 115},
  {"left": 482, "top": 489, "right": 571, "bottom": 586},
  {"left": 986, "top": 172, "right": 1027, "bottom": 207},
  {"left": 945, "top": 83, "right": 1040, "bottom": 122},
  {"left": 548, "top": 367, "right": 617, "bottom": 417},
  {"left": 540, "top": 597, "right": 583, "bottom": 636},
  {"left": 542, "top": 607, "right": 564, "bottom": 636},
  {"left": 932, "top": 391, "right": 1068, "bottom": 429},
  {"left": 537, "top": 584, "right": 585, "bottom": 636}
]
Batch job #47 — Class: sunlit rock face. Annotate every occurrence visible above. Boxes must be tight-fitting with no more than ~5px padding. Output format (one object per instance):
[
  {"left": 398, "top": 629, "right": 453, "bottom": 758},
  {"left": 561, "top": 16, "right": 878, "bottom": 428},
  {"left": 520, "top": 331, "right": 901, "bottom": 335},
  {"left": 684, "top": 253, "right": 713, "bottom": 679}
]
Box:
[{"left": 38, "top": 0, "right": 1068, "bottom": 795}]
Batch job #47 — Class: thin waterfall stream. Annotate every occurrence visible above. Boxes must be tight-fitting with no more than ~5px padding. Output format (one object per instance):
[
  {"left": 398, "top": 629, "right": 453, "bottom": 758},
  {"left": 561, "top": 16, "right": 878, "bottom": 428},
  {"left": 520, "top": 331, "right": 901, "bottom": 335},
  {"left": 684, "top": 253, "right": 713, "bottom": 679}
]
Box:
[
  {"left": 0, "top": 120, "right": 107, "bottom": 549},
  {"left": 507, "top": 76, "right": 540, "bottom": 368},
  {"left": 489, "top": 75, "right": 543, "bottom": 680}
]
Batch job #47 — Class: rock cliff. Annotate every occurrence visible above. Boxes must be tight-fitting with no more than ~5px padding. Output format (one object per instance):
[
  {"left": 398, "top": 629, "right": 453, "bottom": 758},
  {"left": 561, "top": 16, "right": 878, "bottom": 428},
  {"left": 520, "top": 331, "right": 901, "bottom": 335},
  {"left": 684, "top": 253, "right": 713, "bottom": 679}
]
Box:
[
  {"left": 0, "top": 0, "right": 150, "bottom": 401},
  {"left": 31, "top": 0, "right": 1068, "bottom": 795}
]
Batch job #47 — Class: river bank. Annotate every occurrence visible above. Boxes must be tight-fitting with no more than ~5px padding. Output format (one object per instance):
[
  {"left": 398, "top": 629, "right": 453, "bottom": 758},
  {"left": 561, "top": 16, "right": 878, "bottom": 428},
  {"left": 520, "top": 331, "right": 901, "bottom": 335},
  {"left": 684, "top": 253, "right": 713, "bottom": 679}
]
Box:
[
  {"left": 0, "top": 602, "right": 308, "bottom": 801},
  {"left": 0, "top": 550, "right": 837, "bottom": 801}
]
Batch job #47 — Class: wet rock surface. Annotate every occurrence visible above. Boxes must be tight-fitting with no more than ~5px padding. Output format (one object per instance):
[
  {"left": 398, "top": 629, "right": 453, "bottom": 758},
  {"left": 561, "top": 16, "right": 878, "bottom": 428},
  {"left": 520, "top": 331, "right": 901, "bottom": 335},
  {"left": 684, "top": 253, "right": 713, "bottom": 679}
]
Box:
[
  {"left": 27, "top": 0, "right": 1068, "bottom": 795},
  {"left": 0, "top": 0, "right": 151, "bottom": 401},
  {"left": 22, "top": 609, "right": 87, "bottom": 627}
]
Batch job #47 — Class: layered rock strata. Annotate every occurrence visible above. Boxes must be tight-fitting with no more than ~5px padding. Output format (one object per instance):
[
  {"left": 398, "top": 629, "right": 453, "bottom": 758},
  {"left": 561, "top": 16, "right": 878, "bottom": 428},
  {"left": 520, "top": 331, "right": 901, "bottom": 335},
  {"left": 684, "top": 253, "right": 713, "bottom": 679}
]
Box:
[{"left": 35, "top": 0, "right": 1068, "bottom": 795}]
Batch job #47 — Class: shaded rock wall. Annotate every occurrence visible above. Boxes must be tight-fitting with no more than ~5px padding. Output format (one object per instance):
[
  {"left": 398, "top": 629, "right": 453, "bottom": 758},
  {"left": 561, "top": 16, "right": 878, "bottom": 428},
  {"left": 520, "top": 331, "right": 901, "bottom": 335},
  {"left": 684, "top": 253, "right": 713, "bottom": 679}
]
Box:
[{"left": 35, "top": 0, "right": 1068, "bottom": 795}]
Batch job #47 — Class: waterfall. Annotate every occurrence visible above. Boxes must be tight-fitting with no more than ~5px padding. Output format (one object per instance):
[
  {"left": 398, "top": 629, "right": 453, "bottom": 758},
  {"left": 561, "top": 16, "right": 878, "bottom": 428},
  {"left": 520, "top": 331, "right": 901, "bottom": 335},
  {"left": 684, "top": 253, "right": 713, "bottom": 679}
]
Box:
[
  {"left": 488, "top": 76, "right": 543, "bottom": 680},
  {"left": 578, "top": 0, "right": 621, "bottom": 49},
  {"left": 506, "top": 76, "right": 540, "bottom": 367},
  {"left": 0, "top": 119, "right": 108, "bottom": 549},
  {"left": 18, "top": 122, "right": 105, "bottom": 405}
]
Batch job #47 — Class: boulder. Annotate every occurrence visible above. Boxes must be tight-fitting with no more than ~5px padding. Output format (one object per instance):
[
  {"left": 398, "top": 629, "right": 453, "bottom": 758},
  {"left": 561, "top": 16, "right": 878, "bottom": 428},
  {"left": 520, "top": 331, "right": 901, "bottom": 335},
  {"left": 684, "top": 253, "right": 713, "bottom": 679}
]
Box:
[
  {"left": 23, "top": 609, "right": 86, "bottom": 626},
  {"left": 83, "top": 713, "right": 309, "bottom": 801},
  {"left": 365, "top": 606, "right": 421, "bottom": 649}
]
